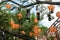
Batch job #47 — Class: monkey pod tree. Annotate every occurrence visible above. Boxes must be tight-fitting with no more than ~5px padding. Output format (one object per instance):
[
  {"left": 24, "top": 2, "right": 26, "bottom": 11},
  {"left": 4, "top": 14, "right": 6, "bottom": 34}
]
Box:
[{"left": 0, "top": 3, "right": 42, "bottom": 40}]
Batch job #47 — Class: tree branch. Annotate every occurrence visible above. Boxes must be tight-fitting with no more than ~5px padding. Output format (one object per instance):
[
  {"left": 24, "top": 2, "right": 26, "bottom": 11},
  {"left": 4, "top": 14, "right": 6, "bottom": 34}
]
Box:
[
  {"left": 1, "top": 1, "right": 60, "bottom": 8},
  {"left": 0, "top": 27, "right": 35, "bottom": 40}
]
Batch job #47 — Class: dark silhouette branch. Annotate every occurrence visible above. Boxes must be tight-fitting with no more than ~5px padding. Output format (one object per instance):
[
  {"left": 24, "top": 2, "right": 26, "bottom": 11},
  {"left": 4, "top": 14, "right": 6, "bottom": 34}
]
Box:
[
  {"left": 0, "top": 1, "right": 60, "bottom": 8},
  {"left": 0, "top": 27, "right": 35, "bottom": 40}
]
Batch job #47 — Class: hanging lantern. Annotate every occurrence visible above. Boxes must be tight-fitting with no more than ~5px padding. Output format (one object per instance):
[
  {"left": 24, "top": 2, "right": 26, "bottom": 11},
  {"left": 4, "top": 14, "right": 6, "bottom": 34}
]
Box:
[
  {"left": 17, "top": 13, "right": 23, "bottom": 20},
  {"left": 6, "top": 3, "right": 11, "bottom": 9},
  {"left": 34, "top": 18, "right": 38, "bottom": 23},
  {"left": 33, "top": 25, "right": 41, "bottom": 37},
  {"left": 48, "top": 5, "right": 55, "bottom": 13},
  {"left": 56, "top": 12, "right": 60, "bottom": 18},
  {"left": 49, "top": 25, "right": 57, "bottom": 32},
  {"left": 36, "top": 6, "right": 40, "bottom": 20},
  {"left": 29, "top": 32, "right": 33, "bottom": 36}
]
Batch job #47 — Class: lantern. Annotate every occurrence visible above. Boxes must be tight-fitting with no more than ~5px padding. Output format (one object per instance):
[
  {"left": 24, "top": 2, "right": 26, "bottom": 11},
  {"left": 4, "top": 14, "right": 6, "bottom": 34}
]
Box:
[
  {"left": 33, "top": 25, "right": 41, "bottom": 37},
  {"left": 56, "top": 12, "right": 60, "bottom": 18},
  {"left": 48, "top": 5, "right": 55, "bottom": 13},
  {"left": 49, "top": 25, "right": 57, "bottom": 32},
  {"left": 17, "top": 13, "right": 23, "bottom": 20},
  {"left": 34, "top": 18, "right": 38, "bottom": 23},
  {"left": 6, "top": 3, "right": 11, "bottom": 9}
]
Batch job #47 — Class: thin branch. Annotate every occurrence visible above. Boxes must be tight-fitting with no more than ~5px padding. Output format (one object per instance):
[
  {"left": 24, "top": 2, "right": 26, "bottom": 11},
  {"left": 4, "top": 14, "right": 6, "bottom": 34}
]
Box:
[
  {"left": 24, "top": 1, "right": 60, "bottom": 7},
  {"left": 10, "top": 1, "right": 25, "bottom": 8},
  {"left": 0, "top": 1, "right": 7, "bottom": 5},
  {"left": 1, "top": 1, "right": 60, "bottom": 8}
]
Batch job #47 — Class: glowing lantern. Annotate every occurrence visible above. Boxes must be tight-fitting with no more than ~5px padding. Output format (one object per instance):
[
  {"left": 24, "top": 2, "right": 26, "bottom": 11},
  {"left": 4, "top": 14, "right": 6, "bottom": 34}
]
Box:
[
  {"left": 33, "top": 25, "right": 39, "bottom": 30},
  {"left": 49, "top": 25, "right": 57, "bottom": 32},
  {"left": 29, "top": 32, "right": 33, "bottom": 36},
  {"left": 34, "top": 18, "right": 38, "bottom": 23},
  {"left": 11, "top": 24, "right": 20, "bottom": 29},
  {"left": 6, "top": 4, "right": 11, "bottom": 9},
  {"left": 48, "top": 5, "right": 55, "bottom": 13},
  {"left": 56, "top": 12, "right": 60, "bottom": 18},
  {"left": 17, "top": 13, "right": 23, "bottom": 20},
  {"left": 33, "top": 25, "right": 41, "bottom": 37}
]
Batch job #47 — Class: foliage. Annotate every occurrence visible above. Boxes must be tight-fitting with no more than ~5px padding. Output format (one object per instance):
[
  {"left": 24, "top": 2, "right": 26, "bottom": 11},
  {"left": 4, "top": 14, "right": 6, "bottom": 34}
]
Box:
[
  {"left": 40, "top": 26, "right": 48, "bottom": 36},
  {"left": 0, "top": 7, "right": 42, "bottom": 40}
]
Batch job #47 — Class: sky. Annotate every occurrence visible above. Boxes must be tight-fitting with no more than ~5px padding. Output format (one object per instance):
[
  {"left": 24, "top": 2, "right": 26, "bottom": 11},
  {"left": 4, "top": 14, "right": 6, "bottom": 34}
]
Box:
[
  {"left": 29, "top": 0, "right": 60, "bottom": 28},
  {"left": 28, "top": 0, "right": 60, "bottom": 28},
  {"left": 30, "top": 4, "right": 58, "bottom": 28},
  {"left": 0, "top": 0, "right": 60, "bottom": 28}
]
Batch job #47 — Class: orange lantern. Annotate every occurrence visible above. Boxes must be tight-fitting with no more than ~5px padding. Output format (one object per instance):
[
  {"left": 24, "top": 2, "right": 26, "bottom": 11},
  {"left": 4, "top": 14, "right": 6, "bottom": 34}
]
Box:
[
  {"left": 29, "top": 32, "right": 33, "bottom": 36},
  {"left": 11, "top": 24, "right": 16, "bottom": 29},
  {"left": 15, "top": 24, "right": 20, "bottom": 28},
  {"left": 11, "top": 24, "right": 20, "bottom": 29},
  {"left": 17, "top": 13, "right": 23, "bottom": 20},
  {"left": 48, "top": 5, "right": 55, "bottom": 13},
  {"left": 48, "top": 5, "right": 55, "bottom": 10},
  {"left": 56, "top": 12, "right": 60, "bottom": 18},
  {"left": 33, "top": 26, "right": 41, "bottom": 37},
  {"left": 33, "top": 25, "right": 39, "bottom": 30},
  {"left": 34, "top": 18, "right": 38, "bottom": 23},
  {"left": 33, "top": 30, "right": 39, "bottom": 37},
  {"left": 21, "top": 31, "right": 26, "bottom": 34},
  {"left": 6, "top": 4, "right": 11, "bottom": 9},
  {"left": 49, "top": 25, "right": 57, "bottom": 32},
  {"left": 10, "top": 20, "right": 14, "bottom": 25},
  {"left": 33, "top": 29, "right": 41, "bottom": 37},
  {"left": 38, "top": 29, "right": 41, "bottom": 32}
]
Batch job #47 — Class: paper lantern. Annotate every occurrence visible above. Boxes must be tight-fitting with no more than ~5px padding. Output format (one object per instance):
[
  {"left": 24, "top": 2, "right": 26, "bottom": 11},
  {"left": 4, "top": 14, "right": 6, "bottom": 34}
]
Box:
[
  {"left": 29, "top": 32, "right": 33, "bottom": 36},
  {"left": 6, "top": 4, "right": 11, "bottom": 9},
  {"left": 48, "top": 5, "right": 55, "bottom": 13},
  {"left": 33, "top": 25, "right": 41, "bottom": 37},
  {"left": 17, "top": 13, "right": 23, "bottom": 20},
  {"left": 34, "top": 18, "right": 38, "bottom": 23},
  {"left": 56, "top": 12, "right": 60, "bottom": 18},
  {"left": 48, "top": 5, "right": 55, "bottom": 10},
  {"left": 49, "top": 25, "right": 57, "bottom": 32}
]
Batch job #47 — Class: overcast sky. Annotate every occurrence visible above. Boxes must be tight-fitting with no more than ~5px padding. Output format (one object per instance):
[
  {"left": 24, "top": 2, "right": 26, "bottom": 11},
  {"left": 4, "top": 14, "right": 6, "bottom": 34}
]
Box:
[{"left": 30, "top": 4, "right": 59, "bottom": 28}]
